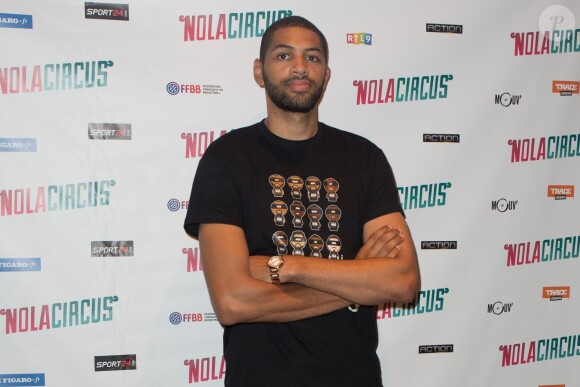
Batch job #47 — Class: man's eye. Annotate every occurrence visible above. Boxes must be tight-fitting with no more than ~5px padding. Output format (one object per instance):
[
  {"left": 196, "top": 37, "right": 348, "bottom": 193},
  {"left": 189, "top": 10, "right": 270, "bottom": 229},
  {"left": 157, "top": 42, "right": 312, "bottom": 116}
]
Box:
[
  {"left": 277, "top": 53, "right": 290, "bottom": 60},
  {"left": 306, "top": 55, "right": 320, "bottom": 62}
]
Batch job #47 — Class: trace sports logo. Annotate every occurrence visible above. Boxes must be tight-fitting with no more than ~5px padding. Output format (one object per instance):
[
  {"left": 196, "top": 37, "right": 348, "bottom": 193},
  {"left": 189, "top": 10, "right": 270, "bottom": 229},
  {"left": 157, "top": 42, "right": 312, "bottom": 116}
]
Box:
[
  {"left": 167, "top": 199, "right": 181, "bottom": 211},
  {"left": 167, "top": 82, "right": 180, "bottom": 95},
  {"left": 169, "top": 312, "right": 183, "bottom": 325}
]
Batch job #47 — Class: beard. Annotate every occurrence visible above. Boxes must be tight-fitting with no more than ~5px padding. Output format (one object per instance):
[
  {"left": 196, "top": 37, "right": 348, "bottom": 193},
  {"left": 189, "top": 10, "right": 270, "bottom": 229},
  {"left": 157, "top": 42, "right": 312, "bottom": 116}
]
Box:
[{"left": 263, "top": 71, "right": 325, "bottom": 113}]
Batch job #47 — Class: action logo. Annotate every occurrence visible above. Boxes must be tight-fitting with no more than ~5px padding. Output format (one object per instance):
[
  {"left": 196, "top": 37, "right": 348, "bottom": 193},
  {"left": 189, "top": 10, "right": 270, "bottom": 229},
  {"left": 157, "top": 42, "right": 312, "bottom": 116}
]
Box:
[
  {"left": 376, "top": 288, "right": 449, "bottom": 319},
  {"left": 88, "top": 123, "right": 131, "bottom": 140},
  {"left": 426, "top": 23, "right": 463, "bottom": 34},
  {"left": 552, "top": 80, "right": 579, "bottom": 96},
  {"left": 94, "top": 354, "right": 136, "bottom": 371},
  {"left": 547, "top": 185, "right": 574, "bottom": 200},
  {"left": 1, "top": 60, "right": 114, "bottom": 95},
  {"left": 0, "top": 374, "right": 45, "bottom": 386},
  {"left": 491, "top": 198, "right": 518, "bottom": 212},
  {"left": 423, "top": 134, "right": 460, "bottom": 143},
  {"left": 495, "top": 92, "right": 522, "bottom": 107},
  {"left": 0, "top": 138, "right": 37, "bottom": 152},
  {"left": 184, "top": 355, "right": 225, "bottom": 383},
  {"left": 182, "top": 129, "right": 228, "bottom": 159},
  {"left": 488, "top": 301, "right": 513, "bottom": 315},
  {"left": 499, "top": 333, "right": 580, "bottom": 367},
  {"left": 418, "top": 344, "right": 454, "bottom": 353},
  {"left": 91, "top": 241, "right": 134, "bottom": 257},
  {"left": 346, "top": 33, "right": 372, "bottom": 45},
  {"left": 543, "top": 286, "right": 570, "bottom": 301},
  {"left": 0, "top": 13, "right": 33, "bottom": 29},
  {"left": 0, "top": 180, "right": 115, "bottom": 217},
  {"left": 0, "top": 258, "right": 41, "bottom": 272},
  {"left": 397, "top": 182, "right": 451, "bottom": 211},
  {"left": 85, "top": 3, "right": 129, "bottom": 21},
  {"left": 504, "top": 234, "right": 580, "bottom": 267},
  {"left": 421, "top": 241, "right": 457, "bottom": 249},
  {"left": 508, "top": 133, "right": 580, "bottom": 163},
  {"left": 179, "top": 10, "right": 292, "bottom": 41},
  {"left": 354, "top": 74, "right": 453, "bottom": 105},
  {"left": 1, "top": 296, "right": 118, "bottom": 335}
]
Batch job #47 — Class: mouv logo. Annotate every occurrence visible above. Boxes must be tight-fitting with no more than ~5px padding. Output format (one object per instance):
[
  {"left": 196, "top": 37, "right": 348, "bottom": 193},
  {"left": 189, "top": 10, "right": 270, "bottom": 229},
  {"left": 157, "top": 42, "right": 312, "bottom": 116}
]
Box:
[{"left": 491, "top": 198, "right": 518, "bottom": 212}]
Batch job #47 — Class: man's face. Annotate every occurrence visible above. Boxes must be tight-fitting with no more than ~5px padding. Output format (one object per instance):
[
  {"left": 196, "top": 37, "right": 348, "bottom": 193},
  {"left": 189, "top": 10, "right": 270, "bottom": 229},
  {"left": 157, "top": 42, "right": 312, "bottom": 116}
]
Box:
[{"left": 257, "top": 27, "right": 329, "bottom": 113}]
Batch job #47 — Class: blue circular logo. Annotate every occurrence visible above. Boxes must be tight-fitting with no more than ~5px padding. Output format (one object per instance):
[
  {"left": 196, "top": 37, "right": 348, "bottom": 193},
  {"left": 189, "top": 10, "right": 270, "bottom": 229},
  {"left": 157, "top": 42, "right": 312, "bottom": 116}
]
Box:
[
  {"left": 166, "top": 82, "right": 180, "bottom": 95},
  {"left": 169, "top": 312, "right": 183, "bottom": 325},
  {"left": 167, "top": 198, "right": 181, "bottom": 212}
]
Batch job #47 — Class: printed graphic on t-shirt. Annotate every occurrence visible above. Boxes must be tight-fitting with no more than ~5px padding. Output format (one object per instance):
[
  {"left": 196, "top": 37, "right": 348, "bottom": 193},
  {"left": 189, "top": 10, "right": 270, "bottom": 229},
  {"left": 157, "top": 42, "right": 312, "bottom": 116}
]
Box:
[{"left": 269, "top": 174, "right": 343, "bottom": 259}]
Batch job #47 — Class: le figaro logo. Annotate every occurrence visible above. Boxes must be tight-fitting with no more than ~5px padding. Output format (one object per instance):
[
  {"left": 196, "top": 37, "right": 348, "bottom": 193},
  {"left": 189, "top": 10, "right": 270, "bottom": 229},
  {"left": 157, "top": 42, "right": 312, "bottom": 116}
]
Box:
[
  {"left": 0, "top": 13, "right": 33, "bottom": 29},
  {"left": 0, "top": 258, "right": 41, "bottom": 272},
  {"left": 0, "top": 374, "right": 45, "bottom": 386},
  {"left": 1, "top": 60, "right": 114, "bottom": 95},
  {"left": 0, "top": 138, "right": 37, "bottom": 152},
  {"left": 180, "top": 10, "right": 292, "bottom": 42}
]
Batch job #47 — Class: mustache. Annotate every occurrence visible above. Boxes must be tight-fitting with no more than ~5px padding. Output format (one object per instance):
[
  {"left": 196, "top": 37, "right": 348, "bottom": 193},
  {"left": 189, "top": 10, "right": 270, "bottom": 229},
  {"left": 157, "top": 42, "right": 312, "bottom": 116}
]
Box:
[{"left": 285, "top": 75, "right": 312, "bottom": 83}]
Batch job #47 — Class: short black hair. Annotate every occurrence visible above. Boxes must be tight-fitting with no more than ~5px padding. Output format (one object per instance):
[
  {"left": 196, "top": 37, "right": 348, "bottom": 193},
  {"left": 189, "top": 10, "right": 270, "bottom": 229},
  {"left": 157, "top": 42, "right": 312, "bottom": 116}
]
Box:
[{"left": 259, "top": 16, "right": 329, "bottom": 63}]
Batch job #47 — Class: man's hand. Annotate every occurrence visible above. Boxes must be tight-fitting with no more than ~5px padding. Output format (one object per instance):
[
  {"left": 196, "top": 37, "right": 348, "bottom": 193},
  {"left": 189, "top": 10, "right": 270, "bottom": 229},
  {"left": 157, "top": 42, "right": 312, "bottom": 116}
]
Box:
[{"left": 355, "top": 225, "right": 404, "bottom": 260}]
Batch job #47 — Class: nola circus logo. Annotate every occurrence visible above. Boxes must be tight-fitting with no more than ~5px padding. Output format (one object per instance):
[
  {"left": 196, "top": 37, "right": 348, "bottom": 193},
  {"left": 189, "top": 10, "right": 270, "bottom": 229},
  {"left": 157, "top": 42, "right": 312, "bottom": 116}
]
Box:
[
  {"left": 354, "top": 74, "right": 453, "bottom": 105},
  {"left": 0, "top": 180, "right": 115, "bottom": 217},
  {"left": 0, "top": 258, "right": 41, "bottom": 272},
  {"left": 504, "top": 234, "right": 580, "bottom": 267},
  {"left": 508, "top": 133, "right": 580, "bottom": 163},
  {"left": 548, "top": 185, "right": 574, "bottom": 200},
  {"left": 182, "top": 247, "right": 203, "bottom": 272},
  {"left": 488, "top": 301, "right": 514, "bottom": 315},
  {"left": 499, "top": 333, "right": 580, "bottom": 367},
  {"left": 0, "top": 138, "right": 37, "bottom": 152},
  {"left": 179, "top": 10, "right": 292, "bottom": 42},
  {"left": 495, "top": 92, "right": 521, "bottom": 107},
  {"left": 0, "top": 296, "right": 118, "bottom": 335},
  {"left": 397, "top": 182, "right": 451, "bottom": 211},
  {"left": 376, "top": 288, "right": 449, "bottom": 319},
  {"left": 168, "top": 312, "right": 217, "bottom": 325},
  {"left": 0, "top": 60, "right": 114, "bottom": 95},
  {"left": 0, "top": 13, "right": 33, "bottom": 29},
  {"left": 511, "top": 5, "right": 578, "bottom": 56},
  {"left": 184, "top": 355, "right": 225, "bottom": 383},
  {"left": 553, "top": 80, "right": 579, "bottom": 96},
  {"left": 182, "top": 129, "right": 228, "bottom": 159},
  {"left": 166, "top": 82, "right": 223, "bottom": 96},
  {"left": 543, "top": 286, "right": 570, "bottom": 301},
  {"left": 346, "top": 33, "right": 372, "bottom": 45},
  {"left": 0, "top": 374, "right": 45, "bottom": 386}
]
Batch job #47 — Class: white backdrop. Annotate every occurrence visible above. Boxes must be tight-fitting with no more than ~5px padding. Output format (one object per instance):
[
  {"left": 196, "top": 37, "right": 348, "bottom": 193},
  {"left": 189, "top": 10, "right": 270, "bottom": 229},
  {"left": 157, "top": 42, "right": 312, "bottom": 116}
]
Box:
[{"left": 1, "top": 1, "right": 579, "bottom": 386}]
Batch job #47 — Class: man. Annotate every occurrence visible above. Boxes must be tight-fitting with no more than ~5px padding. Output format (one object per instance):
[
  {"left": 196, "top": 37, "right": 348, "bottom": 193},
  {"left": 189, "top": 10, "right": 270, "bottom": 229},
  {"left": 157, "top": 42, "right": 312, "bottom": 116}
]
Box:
[{"left": 184, "top": 16, "right": 420, "bottom": 387}]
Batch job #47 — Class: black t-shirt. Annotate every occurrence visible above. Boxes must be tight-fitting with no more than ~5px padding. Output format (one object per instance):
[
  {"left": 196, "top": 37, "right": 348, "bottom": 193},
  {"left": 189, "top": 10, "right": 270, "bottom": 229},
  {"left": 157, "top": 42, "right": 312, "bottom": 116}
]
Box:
[{"left": 184, "top": 120, "right": 402, "bottom": 387}]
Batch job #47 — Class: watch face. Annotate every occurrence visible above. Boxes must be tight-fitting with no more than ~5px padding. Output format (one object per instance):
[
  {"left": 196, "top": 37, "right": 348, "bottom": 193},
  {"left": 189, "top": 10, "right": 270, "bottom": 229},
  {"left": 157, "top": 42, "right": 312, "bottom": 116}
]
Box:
[{"left": 268, "top": 256, "right": 283, "bottom": 268}]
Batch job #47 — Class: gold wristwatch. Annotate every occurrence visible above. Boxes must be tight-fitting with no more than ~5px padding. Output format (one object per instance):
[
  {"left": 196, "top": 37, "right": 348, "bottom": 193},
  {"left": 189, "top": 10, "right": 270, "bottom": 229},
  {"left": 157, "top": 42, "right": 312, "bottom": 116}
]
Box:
[{"left": 267, "top": 255, "right": 284, "bottom": 283}]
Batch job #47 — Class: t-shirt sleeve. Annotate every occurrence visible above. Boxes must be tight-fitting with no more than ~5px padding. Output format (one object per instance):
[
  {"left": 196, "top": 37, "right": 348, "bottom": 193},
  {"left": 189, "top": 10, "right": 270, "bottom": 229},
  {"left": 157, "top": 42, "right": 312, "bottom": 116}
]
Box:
[
  {"left": 364, "top": 147, "right": 404, "bottom": 223},
  {"left": 183, "top": 150, "right": 243, "bottom": 239}
]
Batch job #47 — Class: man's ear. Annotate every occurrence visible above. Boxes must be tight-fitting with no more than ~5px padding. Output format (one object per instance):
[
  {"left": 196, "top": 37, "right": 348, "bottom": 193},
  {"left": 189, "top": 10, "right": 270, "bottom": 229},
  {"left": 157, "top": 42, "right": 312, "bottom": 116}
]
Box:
[
  {"left": 253, "top": 59, "right": 265, "bottom": 88},
  {"left": 323, "top": 67, "right": 331, "bottom": 91}
]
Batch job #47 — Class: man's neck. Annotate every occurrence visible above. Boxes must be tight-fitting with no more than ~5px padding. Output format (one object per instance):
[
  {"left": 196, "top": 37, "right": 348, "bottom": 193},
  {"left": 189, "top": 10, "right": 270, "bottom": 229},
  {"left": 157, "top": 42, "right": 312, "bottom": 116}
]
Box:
[{"left": 264, "top": 105, "right": 319, "bottom": 141}]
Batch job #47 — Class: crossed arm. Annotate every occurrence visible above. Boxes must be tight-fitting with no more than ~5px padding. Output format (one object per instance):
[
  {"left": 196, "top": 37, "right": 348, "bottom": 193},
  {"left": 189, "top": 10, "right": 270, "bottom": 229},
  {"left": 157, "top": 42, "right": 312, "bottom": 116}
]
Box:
[{"left": 198, "top": 212, "right": 420, "bottom": 326}]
